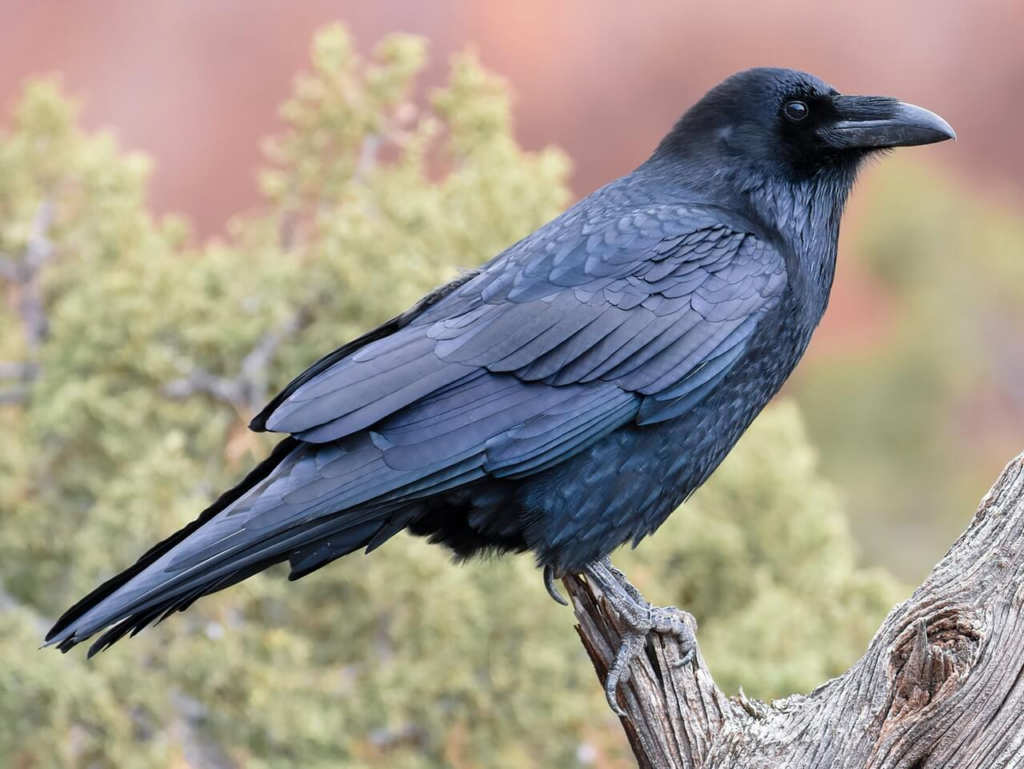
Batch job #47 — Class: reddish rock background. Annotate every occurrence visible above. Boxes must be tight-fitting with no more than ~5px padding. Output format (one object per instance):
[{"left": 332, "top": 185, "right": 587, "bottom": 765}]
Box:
[
  {"left": 2, "top": 1, "right": 1020, "bottom": 236},
  {"left": 4, "top": 1, "right": 1020, "bottom": 355}
]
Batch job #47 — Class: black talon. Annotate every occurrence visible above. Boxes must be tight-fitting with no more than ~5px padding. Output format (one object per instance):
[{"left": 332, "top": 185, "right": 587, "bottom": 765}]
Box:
[{"left": 543, "top": 564, "right": 568, "bottom": 606}]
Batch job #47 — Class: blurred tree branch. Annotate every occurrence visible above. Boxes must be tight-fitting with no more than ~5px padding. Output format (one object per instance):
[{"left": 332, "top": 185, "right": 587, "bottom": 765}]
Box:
[
  {"left": 566, "top": 451, "right": 1024, "bottom": 768},
  {"left": 0, "top": 200, "right": 53, "bottom": 404},
  {"left": 162, "top": 308, "right": 311, "bottom": 415}
]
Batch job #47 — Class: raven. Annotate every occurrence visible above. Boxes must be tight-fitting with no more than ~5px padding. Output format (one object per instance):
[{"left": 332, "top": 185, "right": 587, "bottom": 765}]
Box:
[{"left": 47, "top": 68, "right": 953, "bottom": 712}]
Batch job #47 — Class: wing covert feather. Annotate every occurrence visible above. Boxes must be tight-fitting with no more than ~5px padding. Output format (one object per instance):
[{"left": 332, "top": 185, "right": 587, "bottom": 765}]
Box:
[{"left": 257, "top": 203, "right": 786, "bottom": 447}]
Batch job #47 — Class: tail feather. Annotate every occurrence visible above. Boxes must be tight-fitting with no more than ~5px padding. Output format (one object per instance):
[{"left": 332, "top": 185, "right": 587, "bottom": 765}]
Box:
[
  {"left": 46, "top": 437, "right": 302, "bottom": 652},
  {"left": 77, "top": 551, "right": 290, "bottom": 656},
  {"left": 48, "top": 505, "right": 397, "bottom": 656},
  {"left": 286, "top": 515, "right": 408, "bottom": 580},
  {"left": 45, "top": 435, "right": 404, "bottom": 655}
]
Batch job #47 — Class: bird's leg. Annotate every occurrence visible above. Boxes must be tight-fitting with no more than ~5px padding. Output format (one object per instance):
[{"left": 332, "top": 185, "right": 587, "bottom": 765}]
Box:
[{"left": 583, "top": 557, "right": 697, "bottom": 717}]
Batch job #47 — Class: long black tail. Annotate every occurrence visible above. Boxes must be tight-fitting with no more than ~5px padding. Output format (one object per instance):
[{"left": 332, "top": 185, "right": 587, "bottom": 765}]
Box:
[{"left": 44, "top": 437, "right": 400, "bottom": 656}]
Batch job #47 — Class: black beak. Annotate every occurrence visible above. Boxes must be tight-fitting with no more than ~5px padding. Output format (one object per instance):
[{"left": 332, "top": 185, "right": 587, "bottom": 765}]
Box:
[{"left": 822, "top": 95, "right": 956, "bottom": 150}]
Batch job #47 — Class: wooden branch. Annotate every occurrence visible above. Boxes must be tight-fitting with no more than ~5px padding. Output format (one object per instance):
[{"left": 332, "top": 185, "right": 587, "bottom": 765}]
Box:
[
  {"left": 565, "top": 451, "right": 1024, "bottom": 768},
  {"left": 237, "top": 308, "right": 309, "bottom": 406},
  {"left": 0, "top": 201, "right": 55, "bottom": 406},
  {"left": 15, "top": 200, "right": 56, "bottom": 353},
  {"left": 0, "top": 255, "right": 19, "bottom": 281},
  {"left": 0, "top": 386, "right": 32, "bottom": 405},
  {"left": 162, "top": 309, "right": 310, "bottom": 413},
  {"left": 0, "top": 361, "right": 39, "bottom": 380},
  {"left": 0, "top": 362, "right": 39, "bottom": 403},
  {"left": 162, "top": 369, "right": 246, "bottom": 407}
]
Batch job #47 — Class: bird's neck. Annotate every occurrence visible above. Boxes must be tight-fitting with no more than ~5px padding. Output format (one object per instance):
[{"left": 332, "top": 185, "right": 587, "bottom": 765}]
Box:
[
  {"left": 744, "top": 171, "right": 853, "bottom": 320},
  {"left": 637, "top": 155, "right": 856, "bottom": 320}
]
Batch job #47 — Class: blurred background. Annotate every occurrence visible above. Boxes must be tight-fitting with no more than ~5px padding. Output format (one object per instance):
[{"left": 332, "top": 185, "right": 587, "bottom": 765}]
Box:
[{"left": 1, "top": 2, "right": 1021, "bottom": 767}]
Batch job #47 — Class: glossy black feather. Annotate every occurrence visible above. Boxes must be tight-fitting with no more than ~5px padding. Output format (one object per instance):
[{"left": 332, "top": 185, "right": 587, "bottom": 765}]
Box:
[{"left": 46, "top": 436, "right": 300, "bottom": 651}]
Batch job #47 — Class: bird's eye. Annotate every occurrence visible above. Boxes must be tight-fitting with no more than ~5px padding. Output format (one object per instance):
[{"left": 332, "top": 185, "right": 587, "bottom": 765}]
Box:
[{"left": 783, "top": 100, "right": 809, "bottom": 122}]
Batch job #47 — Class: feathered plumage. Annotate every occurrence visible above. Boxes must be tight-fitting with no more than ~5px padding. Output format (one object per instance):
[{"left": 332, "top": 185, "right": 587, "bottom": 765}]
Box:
[{"left": 47, "top": 67, "right": 954, "bottom": 655}]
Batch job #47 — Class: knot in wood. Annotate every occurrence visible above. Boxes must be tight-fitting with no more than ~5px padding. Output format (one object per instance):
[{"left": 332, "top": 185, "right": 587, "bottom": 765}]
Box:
[{"left": 888, "top": 613, "right": 979, "bottom": 720}]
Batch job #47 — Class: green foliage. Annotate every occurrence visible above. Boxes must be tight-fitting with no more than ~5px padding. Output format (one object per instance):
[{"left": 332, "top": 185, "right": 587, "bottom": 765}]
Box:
[
  {"left": 796, "top": 160, "right": 1024, "bottom": 580},
  {"left": 1, "top": 25, "right": 900, "bottom": 768}
]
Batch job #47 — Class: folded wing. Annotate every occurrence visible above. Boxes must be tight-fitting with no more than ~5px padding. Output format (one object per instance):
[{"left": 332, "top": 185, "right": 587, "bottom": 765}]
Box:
[
  {"left": 256, "top": 203, "right": 786, "bottom": 441},
  {"left": 47, "top": 202, "right": 787, "bottom": 653}
]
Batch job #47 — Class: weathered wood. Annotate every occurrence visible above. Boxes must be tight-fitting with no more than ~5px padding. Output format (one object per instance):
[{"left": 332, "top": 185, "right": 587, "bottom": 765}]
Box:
[{"left": 565, "top": 452, "right": 1024, "bottom": 768}]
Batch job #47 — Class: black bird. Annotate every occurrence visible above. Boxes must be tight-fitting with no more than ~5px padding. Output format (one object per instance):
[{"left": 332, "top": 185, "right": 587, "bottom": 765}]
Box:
[{"left": 47, "top": 68, "right": 954, "bottom": 712}]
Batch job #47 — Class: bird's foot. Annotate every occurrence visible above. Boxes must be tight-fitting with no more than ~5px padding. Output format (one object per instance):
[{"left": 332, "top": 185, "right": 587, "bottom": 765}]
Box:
[{"left": 583, "top": 557, "right": 697, "bottom": 717}]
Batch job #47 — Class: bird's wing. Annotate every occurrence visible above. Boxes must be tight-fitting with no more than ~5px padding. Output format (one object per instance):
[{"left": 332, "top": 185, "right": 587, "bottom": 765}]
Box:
[
  {"left": 48, "top": 376, "right": 640, "bottom": 654},
  {"left": 249, "top": 269, "right": 482, "bottom": 433},
  {"left": 254, "top": 203, "right": 787, "bottom": 442},
  {"left": 45, "top": 204, "right": 787, "bottom": 653}
]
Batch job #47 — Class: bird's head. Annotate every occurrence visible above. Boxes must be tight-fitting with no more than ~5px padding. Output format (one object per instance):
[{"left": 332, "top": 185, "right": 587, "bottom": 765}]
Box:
[{"left": 653, "top": 67, "right": 955, "bottom": 187}]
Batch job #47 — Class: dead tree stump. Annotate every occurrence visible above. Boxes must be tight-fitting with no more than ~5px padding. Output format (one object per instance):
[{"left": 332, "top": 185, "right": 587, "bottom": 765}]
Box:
[{"left": 565, "top": 452, "right": 1024, "bottom": 768}]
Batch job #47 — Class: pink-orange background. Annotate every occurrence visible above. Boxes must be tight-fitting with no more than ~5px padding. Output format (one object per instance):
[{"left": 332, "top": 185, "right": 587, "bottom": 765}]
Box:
[{"left": 3, "top": 1, "right": 1021, "bottom": 235}]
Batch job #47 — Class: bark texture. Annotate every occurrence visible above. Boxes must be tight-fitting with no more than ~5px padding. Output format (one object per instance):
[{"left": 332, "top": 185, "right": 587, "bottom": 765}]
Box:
[{"left": 565, "top": 452, "right": 1024, "bottom": 769}]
